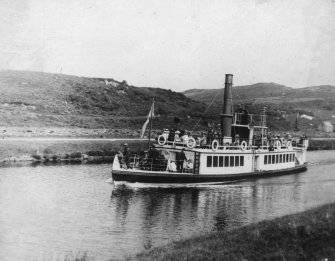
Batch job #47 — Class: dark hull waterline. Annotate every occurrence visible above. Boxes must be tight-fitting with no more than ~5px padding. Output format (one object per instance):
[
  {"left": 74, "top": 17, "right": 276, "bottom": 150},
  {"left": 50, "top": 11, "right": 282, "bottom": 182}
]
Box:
[{"left": 112, "top": 164, "right": 307, "bottom": 184}]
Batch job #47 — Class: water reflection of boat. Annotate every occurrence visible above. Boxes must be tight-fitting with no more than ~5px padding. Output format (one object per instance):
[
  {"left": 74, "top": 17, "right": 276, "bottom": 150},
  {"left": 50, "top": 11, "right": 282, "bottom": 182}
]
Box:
[{"left": 112, "top": 74, "right": 308, "bottom": 184}]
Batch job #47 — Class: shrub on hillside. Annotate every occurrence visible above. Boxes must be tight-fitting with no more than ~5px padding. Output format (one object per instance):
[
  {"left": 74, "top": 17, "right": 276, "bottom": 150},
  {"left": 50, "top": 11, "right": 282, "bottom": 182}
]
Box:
[
  {"left": 87, "top": 150, "right": 104, "bottom": 156},
  {"left": 43, "top": 148, "right": 53, "bottom": 154},
  {"left": 32, "top": 154, "right": 42, "bottom": 160},
  {"left": 70, "top": 152, "right": 82, "bottom": 159}
]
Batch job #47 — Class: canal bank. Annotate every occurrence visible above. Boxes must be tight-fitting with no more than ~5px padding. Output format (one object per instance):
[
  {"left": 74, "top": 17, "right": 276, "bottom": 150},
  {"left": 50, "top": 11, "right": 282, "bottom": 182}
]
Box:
[
  {"left": 135, "top": 202, "right": 335, "bottom": 261},
  {"left": 0, "top": 138, "right": 149, "bottom": 163},
  {"left": 0, "top": 136, "right": 331, "bottom": 163}
]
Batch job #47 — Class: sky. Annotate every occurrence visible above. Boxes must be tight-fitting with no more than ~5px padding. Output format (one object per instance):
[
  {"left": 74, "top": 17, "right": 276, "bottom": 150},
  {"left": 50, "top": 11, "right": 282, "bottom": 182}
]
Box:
[{"left": 1, "top": 0, "right": 335, "bottom": 91}]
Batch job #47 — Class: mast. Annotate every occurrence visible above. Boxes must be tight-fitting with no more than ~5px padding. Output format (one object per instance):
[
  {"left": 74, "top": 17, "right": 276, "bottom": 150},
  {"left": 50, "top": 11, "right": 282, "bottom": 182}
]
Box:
[
  {"left": 221, "top": 74, "right": 233, "bottom": 144},
  {"left": 148, "top": 98, "right": 154, "bottom": 148}
]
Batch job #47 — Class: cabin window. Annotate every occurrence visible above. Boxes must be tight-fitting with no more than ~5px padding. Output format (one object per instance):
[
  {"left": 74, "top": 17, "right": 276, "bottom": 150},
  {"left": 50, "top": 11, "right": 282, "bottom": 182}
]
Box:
[
  {"left": 292, "top": 153, "right": 295, "bottom": 162},
  {"left": 240, "top": 156, "right": 244, "bottom": 166},
  {"left": 264, "top": 155, "right": 267, "bottom": 165},
  {"left": 235, "top": 156, "right": 240, "bottom": 167},
  {"left": 268, "top": 155, "right": 271, "bottom": 164},
  {"left": 230, "top": 156, "right": 234, "bottom": 167},
  {"left": 219, "top": 156, "right": 224, "bottom": 167},
  {"left": 207, "top": 156, "right": 212, "bottom": 167},
  {"left": 272, "top": 155, "right": 275, "bottom": 164},
  {"left": 283, "top": 154, "right": 286, "bottom": 163},
  {"left": 286, "top": 154, "right": 289, "bottom": 162},
  {"left": 280, "top": 154, "right": 283, "bottom": 163},
  {"left": 213, "top": 156, "right": 218, "bottom": 167},
  {"left": 276, "top": 154, "right": 279, "bottom": 164},
  {"left": 225, "top": 156, "right": 229, "bottom": 167}
]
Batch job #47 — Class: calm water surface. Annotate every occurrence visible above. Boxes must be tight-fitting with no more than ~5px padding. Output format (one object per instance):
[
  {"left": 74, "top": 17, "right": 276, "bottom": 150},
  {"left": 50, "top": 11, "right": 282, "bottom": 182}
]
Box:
[{"left": 0, "top": 150, "right": 335, "bottom": 260}]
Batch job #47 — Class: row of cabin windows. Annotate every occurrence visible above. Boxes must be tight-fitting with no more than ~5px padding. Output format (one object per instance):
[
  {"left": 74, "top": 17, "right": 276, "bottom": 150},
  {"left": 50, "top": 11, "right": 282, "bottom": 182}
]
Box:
[
  {"left": 264, "top": 153, "right": 295, "bottom": 165},
  {"left": 207, "top": 156, "right": 244, "bottom": 168}
]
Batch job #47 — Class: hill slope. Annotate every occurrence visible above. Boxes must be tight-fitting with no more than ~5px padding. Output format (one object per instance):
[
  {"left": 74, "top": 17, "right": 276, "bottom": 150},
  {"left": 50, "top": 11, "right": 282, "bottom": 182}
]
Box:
[
  {"left": 1, "top": 70, "right": 335, "bottom": 134},
  {"left": 184, "top": 83, "right": 335, "bottom": 132},
  {"left": 0, "top": 70, "right": 206, "bottom": 130}
]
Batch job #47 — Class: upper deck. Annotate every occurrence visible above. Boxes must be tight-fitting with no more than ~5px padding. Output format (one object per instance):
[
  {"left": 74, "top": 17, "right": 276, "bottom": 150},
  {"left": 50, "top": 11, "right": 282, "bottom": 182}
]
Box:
[{"left": 233, "top": 112, "right": 267, "bottom": 128}]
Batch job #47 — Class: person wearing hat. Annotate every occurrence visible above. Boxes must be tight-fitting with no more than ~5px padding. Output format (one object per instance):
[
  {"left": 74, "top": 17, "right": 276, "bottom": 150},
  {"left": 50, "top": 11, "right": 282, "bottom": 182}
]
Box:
[
  {"left": 122, "top": 143, "right": 129, "bottom": 168},
  {"left": 168, "top": 128, "right": 175, "bottom": 143},
  {"left": 174, "top": 130, "right": 181, "bottom": 142},
  {"left": 162, "top": 129, "right": 169, "bottom": 139},
  {"left": 180, "top": 130, "right": 189, "bottom": 144},
  {"left": 176, "top": 148, "right": 187, "bottom": 172},
  {"left": 234, "top": 134, "right": 240, "bottom": 145}
]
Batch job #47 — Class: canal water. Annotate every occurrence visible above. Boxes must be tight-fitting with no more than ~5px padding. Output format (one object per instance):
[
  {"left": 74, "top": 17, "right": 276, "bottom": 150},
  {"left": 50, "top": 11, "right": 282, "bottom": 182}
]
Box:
[{"left": 0, "top": 150, "right": 335, "bottom": 260}]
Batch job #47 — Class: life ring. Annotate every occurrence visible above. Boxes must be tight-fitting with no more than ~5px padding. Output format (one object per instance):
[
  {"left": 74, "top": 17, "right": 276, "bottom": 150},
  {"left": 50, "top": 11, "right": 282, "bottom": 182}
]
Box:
[
  {"left": 187, "top": 137, "right": 196, "bottom": 148},
  {"left": 212, "top": 139, "right": 219, "bottom": 151},
  {"left": 274, "top": 140, "right": 281, "bottom": 149},
  {"left": 240, "top": 141, "right": 247, "bottom": 151},
  {"left": 157, "top": 135, "right": 166, "bottom": 145},
  {"left": 286, "top": 140, "right": 292, "bottom": 148}
]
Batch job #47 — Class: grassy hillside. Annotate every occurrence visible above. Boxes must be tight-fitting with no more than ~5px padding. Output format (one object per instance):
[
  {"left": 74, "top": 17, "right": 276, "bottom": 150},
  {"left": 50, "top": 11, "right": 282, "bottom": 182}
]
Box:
[
  {"left": 0, "top": 70, "right": 206, "bottom": 130},
  {"left": 184, "top": 83, "right": 335, "bottom": 133},
  {"left": 1, "top": 70, "right": 335, "bottom": 134},
  {"left": 184, "top": 82, "right": 290, "bottom": 104}
]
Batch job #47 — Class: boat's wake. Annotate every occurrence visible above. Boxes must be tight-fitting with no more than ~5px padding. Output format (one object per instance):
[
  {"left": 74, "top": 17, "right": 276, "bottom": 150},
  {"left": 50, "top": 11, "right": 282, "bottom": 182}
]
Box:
[{"left": 308, "top": 159, "right": 335, "bottom": 166}]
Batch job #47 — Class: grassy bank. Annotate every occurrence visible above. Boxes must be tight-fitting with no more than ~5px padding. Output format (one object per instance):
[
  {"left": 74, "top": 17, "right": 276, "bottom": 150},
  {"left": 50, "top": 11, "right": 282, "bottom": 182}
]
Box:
[
  {"left": 135, "top": 203, "right": 335, "bottom": 261},
  {"left": 0, "top": 138, "right": 149, "bottom": 162},
  {"left": 308, "top": 139, "right": 335, "bottom": 151}
]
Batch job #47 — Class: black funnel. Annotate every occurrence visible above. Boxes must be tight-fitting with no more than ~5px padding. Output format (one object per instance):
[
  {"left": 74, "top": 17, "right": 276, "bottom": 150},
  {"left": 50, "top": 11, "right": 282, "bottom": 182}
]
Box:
[{"left": 220, "top": 74, "right": 233, "bottom": 143}]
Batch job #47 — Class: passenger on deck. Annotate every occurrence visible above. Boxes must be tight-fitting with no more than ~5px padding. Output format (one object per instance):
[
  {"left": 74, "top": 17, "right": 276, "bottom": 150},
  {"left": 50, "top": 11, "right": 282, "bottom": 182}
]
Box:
[
  {"left": 241, "top": 105, "right": 249, "bottom": 124},
  {"left": 176, "top": 148, "right": 187, "bottom": 172},
  {"left": 167, "top": 160, "right": 177, "bottom": 172},
  {"left": 167, "top": 128, "right": 175, "bottom": 144},
  {"left": 213, "top": 131, "right": 220, "bottom": 140},
  {"left": 162, "top": 129, "right": 169, "bottom": 139},
  {"left": 185, "top": 159, "right": 194, "bottom": 171},
  {"left": 236, "top": 104, "right": 243, "bottom": 113},
  {"left": 174, "top": 130, "right": 181, "bottom": 143},
  {"left": 207, "top": 127, "right": 214, "bottom": 145},
  {"left": 285, "top": 132, "right": 292, "bottom": 141},
  {"left": 197, "top": 132, "right": 207, "bottom": 148},
  {"left": 180, "top": 130, "right": 189, "bottom": 144},
  {"left": 235, "top": 104, "right": 243, "bottom": 124},
  {"left": 121, "top": 143, "right": 129, "bottom": 168},
  {"left": 148, "top": 144, "right": 160, "bottom": 170},
  {"left": 299, "top": 134, "right": 308, "bottom": 145},
  {"left": 234, "top": 134, "right": 240, "bottom": 145}
]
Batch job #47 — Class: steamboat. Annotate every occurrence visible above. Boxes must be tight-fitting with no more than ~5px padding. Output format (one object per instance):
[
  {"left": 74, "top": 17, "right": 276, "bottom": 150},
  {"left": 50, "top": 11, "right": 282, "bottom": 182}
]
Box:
[{"left": 112, "top": 74, "right": 308, "bottom": 184}]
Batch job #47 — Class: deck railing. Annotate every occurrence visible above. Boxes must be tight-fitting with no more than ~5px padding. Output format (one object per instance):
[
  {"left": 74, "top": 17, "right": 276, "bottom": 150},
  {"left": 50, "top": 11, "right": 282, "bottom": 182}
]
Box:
[
  {"left": 119, "top": 155, "right": 195, "bottom": 173},
  {"left": 156, "top": 135, "right": 308, "bottom": 151}
]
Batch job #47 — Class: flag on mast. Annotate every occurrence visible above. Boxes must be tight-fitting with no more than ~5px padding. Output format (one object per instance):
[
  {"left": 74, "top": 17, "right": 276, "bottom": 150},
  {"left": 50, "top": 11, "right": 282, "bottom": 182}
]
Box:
[{"left": 140, "top": 100, "right": 154, "bottom": 138}]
